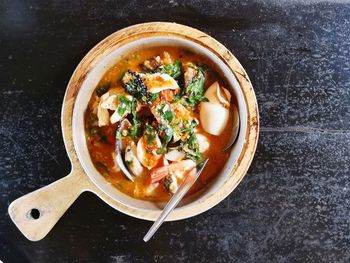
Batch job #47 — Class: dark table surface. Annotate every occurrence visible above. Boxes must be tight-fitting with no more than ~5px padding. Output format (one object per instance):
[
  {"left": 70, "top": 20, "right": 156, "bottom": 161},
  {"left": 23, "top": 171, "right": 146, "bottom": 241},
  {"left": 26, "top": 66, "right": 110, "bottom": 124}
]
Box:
[{"left": 1, "top": 0, "right": 350, "bottom": 262}]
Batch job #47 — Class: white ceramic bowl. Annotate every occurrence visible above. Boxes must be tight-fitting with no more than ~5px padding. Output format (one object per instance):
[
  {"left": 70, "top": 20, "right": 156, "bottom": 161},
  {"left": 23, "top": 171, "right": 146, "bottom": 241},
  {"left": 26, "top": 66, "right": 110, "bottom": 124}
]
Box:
[{"left": 73, "top": 36, "right": 248, "bottom": 213}]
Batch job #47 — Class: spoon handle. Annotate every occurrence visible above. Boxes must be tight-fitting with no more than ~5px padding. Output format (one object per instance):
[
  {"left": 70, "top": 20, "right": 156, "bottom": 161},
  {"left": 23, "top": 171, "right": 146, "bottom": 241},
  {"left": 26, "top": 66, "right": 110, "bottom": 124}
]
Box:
[{"left": 143, "top": 159, "right": 209, "bottom": 242}]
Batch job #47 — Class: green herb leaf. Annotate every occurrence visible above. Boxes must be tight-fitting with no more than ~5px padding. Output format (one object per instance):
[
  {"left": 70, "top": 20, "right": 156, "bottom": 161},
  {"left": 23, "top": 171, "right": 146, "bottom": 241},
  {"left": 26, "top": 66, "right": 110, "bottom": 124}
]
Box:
[
  {"left": 163, "top": 111, "right": 174, "bottom": 122},
  {"left": 145, "top": 123, "right": 157, "bottom": 144},
  {"left": 164, "top": 128, "right": 174, "bottom": 145},
  {"left": 180, "top": 120, "right": 198, "bottom": 135},
  {"left": 151, "top": 92, "right": 160, "bottom": 102},
  {"left": 128, "top": 98, "right": 142, "bottom": 138},
  {"left": 184, "top": 68, "right": 207, "bottom": 107},
  {"left": 180, "top": 133, "right": 202, "bottom": 161},
  {"left": 117, "top": 95, "right": 132, "bottom": 116},
  {"left": 158, "top": 60, "right": 182, "bottom": 79}
]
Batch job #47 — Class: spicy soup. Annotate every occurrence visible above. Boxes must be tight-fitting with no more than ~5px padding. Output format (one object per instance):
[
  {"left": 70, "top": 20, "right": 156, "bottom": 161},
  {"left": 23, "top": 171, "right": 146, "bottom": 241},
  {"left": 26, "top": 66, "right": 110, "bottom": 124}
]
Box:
[{"left": 84, "top": 46, "right": 234, "bottom": 202}]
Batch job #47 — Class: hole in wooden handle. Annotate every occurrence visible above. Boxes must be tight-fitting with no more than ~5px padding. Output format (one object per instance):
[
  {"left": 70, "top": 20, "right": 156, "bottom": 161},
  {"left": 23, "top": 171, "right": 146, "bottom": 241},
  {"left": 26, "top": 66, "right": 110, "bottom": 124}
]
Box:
[{"left": 28, "top": 208, "right": 41, "bottom": 220}]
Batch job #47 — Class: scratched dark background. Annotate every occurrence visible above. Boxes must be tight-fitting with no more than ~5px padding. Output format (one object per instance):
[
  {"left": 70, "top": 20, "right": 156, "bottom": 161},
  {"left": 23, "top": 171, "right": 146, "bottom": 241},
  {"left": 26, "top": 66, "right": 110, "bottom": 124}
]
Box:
[{"left": 1, "top": 0, "right": 350, "bottom": 262}]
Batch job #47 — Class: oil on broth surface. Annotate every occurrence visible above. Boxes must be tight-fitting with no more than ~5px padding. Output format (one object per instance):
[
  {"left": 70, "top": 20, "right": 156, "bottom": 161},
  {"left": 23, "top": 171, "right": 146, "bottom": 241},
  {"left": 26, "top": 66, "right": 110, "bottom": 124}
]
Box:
[{"left": 85, "top": 46, "right": 233, "bottom": 202}]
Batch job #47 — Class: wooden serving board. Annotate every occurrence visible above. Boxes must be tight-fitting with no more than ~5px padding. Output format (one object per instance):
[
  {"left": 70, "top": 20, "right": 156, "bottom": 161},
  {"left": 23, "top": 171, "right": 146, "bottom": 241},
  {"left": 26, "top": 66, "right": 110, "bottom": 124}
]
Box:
[{"left": 8, "top": 22, "right": 259, "bottom": 241}]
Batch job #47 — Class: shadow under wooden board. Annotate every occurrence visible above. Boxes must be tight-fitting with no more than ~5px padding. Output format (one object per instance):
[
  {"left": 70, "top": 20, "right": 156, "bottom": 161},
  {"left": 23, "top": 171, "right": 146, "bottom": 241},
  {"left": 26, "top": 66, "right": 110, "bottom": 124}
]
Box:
[{"left": 8, "top": 22, "right": 259, "bottom": 241}]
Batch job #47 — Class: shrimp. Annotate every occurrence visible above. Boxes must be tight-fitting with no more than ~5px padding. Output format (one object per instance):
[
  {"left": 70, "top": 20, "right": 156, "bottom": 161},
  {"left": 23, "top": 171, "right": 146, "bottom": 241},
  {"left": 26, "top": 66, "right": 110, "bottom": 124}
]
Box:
[{"left": 150, "top": 159, "right": 196, "bottom": 183}]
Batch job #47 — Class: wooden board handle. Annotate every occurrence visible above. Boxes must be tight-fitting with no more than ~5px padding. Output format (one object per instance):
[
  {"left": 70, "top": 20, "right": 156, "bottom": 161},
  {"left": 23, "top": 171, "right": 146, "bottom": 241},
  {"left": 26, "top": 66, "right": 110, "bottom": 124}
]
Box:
[{"left": 8, "top": 170, "right": 86, "bottom": 241}]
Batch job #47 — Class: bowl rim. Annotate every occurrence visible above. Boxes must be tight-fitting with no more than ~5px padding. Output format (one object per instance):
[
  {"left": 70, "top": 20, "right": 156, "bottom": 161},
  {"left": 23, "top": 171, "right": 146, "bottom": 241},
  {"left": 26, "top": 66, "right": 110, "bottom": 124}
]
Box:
[
  {"left": 73, "top": 35, "right": 248, "bottom": 211},
  {"left": 61, "top": 22, "right": 259, "bottom": 221}
]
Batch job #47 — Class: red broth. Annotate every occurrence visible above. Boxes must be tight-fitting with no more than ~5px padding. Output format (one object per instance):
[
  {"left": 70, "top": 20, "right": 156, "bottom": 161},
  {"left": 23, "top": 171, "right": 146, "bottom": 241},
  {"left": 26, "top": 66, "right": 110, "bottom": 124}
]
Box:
[{"left": 84, "top": 46, "right": 233, "bottom": 202}]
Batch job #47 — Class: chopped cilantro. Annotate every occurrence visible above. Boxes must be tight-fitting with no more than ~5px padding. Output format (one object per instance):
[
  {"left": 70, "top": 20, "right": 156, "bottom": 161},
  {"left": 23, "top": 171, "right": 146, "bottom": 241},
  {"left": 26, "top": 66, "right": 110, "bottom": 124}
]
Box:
[
  {"left": 145, "top": 124, "right": 157, "bottom": 144},
  {"left": 180, "top": 120, "right": 198, "bottom": 135},
  {"left": 180, "top": 134, "right": 202, "bottom": 161},
  {"left": 129, "top": 98, "right": 142, "bottom": 138},
  {"left": 117, "top": 95, "right": 132, "bottom": 116}
]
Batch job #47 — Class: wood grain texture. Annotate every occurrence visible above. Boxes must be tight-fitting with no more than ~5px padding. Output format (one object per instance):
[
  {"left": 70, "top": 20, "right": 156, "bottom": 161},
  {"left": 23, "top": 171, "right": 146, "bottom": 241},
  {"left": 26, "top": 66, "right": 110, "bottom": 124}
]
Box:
[
  {"left": 8, "top": 170, "right": 88, "bottom": 241},
  {"left": 7, "top": 22, "right": 258, "bottom": 241}
]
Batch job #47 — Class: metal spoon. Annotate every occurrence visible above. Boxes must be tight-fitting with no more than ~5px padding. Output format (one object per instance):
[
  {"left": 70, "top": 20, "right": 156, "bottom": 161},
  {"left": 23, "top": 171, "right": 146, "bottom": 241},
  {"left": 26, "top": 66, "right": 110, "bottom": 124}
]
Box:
[
  {"left": 143, "top": 159, "right": 209, "bottom": 242},
  {"left": 223, "top": 104, "right": 240, "bottom": 151},
  {"left": 143, "top": 104, "right": 240, "bottom": 242}
]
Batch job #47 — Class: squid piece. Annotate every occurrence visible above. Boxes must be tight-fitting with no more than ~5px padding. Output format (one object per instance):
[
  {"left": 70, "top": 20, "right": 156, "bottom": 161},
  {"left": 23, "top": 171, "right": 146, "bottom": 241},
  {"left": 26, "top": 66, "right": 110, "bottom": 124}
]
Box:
[
  {"left": 110, "top": 111, "right": 123, "bottom": 124},
  {"left": 200, "top": 81, "right": 231, "bottom": 135},
  {"left": 110, "top": 95, "right": 133, "bottom": 124}
]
